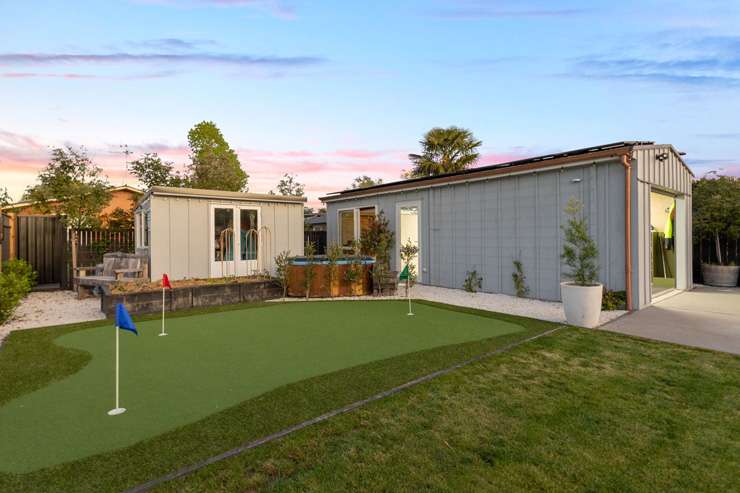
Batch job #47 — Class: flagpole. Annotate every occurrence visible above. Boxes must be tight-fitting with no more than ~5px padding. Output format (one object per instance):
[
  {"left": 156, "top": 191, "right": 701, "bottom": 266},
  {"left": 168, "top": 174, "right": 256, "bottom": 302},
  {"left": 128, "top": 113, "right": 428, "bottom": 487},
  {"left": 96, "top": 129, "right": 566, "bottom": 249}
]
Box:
[
  {"left": 159, "top": 286, "right": 167, "bottom": 336},
  {"left": 108, "top": 325, "right": 126, "bottom": 415},
  {"left": 406, "top": 269, "right": 413, "bottom": 316}
]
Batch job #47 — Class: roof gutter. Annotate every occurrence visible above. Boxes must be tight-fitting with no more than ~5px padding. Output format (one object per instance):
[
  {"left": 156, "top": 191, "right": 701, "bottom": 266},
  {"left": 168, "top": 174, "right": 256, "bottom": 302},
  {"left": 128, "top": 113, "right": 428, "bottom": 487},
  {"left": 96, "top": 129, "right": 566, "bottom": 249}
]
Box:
[
  {"left": 621, "top": 154, "right": 634, "bottom": 311},
  {"left": 322, "top": 155, "right": 623, "bottom": 203}
]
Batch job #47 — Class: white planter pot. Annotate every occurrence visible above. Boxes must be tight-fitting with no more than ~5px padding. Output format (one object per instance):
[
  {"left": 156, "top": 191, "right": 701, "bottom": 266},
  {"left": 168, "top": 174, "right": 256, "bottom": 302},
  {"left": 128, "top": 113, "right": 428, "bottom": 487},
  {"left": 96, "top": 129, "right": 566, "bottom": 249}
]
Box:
[{"left": 561, "top": 282, "right": 603, "bottom": 328}]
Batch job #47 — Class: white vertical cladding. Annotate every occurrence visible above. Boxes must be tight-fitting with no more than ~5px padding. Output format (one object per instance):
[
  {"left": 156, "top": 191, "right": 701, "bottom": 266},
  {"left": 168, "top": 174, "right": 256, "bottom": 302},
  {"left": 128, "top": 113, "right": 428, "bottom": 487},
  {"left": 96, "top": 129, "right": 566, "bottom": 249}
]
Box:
[
  {"left": 148, "top": 194, "right": 303, "bottom": 281},
  {"left": 632, "top": 145, "right": 694, "bottom": 308}
]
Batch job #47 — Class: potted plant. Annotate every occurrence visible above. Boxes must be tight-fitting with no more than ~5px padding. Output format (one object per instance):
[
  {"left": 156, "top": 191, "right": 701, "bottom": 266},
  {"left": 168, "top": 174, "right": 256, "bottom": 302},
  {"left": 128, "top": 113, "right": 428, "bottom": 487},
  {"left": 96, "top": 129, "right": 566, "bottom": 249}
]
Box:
[
  {"left": 560, "top": 197, "right": 602, "bottom": 327},
  {"left": 694, "top": 175, "right": 740, "bottom": 287}
]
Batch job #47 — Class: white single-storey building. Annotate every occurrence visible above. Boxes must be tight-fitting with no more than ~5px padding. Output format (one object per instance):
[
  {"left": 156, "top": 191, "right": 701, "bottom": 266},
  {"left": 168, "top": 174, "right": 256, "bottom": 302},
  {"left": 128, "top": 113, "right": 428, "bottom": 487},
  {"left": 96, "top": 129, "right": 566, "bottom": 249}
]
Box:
[
  {"left": 321, "top": 141, "right": 694, "bottom": 310},
  {"left": 135, "top": 186, "right": 305, "bottom": 281}
]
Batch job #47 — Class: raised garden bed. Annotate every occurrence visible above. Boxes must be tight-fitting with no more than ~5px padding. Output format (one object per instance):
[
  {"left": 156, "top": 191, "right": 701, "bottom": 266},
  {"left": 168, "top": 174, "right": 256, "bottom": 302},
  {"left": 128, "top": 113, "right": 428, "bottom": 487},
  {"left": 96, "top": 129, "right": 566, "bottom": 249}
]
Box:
[
  {"left": 101, "top": 278, "right": 281, "bottom": 316},
  {"left": 287, "top": 256, "right": 375, "bottom": 297}
]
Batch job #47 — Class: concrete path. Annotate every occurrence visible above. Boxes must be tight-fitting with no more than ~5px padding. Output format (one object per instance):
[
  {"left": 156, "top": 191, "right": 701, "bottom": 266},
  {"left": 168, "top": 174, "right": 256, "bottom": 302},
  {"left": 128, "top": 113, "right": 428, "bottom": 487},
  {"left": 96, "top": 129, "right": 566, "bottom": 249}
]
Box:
[{"left": 600, "top": 285, "right": 740, "bottom": 355}]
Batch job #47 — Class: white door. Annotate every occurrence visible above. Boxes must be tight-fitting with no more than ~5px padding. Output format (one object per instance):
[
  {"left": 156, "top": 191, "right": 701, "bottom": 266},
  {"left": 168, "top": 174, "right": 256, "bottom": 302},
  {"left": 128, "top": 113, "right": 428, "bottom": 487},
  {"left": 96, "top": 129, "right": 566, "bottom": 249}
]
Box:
[{"left": 396, "top": 201, "right": 421, "bottom": 282}]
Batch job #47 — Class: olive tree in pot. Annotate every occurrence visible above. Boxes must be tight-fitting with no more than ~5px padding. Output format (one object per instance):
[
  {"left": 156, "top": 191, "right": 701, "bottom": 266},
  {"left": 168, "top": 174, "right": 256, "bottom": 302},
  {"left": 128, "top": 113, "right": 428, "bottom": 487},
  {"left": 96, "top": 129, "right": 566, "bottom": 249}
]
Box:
[
  {"left": 560, "top": 197, "right": 602, "bottom": 328},
  {"left": 694, "top": 175, "right": 740, "bottom": 287}
]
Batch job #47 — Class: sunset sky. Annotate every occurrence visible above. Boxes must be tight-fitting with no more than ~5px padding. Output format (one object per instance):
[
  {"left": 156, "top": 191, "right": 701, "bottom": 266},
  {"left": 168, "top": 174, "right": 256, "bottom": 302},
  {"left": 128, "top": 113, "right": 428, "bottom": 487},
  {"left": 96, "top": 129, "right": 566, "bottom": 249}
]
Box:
[{"left": 1, "top": 0, "right": 739, "bottom": 208}]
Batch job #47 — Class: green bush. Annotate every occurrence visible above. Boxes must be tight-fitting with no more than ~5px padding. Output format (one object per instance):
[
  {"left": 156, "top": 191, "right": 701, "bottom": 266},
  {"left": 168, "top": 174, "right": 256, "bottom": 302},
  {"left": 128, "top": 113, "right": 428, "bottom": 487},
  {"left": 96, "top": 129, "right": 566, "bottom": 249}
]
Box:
[
  {"left": 601, "top": 289, "right": 626, "bottom": 311},
  {"left": 0, "top": 259, "right": 37, "bottom": 324}
]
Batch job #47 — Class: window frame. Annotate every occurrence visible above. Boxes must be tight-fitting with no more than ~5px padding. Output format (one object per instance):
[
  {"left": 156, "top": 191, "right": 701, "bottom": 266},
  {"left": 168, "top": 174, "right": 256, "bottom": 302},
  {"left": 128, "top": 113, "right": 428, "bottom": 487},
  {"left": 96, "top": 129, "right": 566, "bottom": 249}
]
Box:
[{"left": 336, "top": 204, "right": 378, "bottom": 251}]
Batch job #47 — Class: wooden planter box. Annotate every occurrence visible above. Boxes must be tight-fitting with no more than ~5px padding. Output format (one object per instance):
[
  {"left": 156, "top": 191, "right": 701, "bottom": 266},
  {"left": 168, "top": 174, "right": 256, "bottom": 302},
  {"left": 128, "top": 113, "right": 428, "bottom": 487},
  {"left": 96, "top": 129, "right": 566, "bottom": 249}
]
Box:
[
  {"left": 287, "top": 263, "right": 373, "bottom": 297},
  {"left": 101, "top": 279, "right": 282, "bottom": 316}
]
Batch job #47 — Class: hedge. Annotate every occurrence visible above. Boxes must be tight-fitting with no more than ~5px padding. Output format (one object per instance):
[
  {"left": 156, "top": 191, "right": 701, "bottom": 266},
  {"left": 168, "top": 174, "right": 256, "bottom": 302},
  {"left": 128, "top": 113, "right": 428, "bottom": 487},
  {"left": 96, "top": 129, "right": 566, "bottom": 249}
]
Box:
[{"left": 0, "top": 260, "right": 37, "bottom": 325}]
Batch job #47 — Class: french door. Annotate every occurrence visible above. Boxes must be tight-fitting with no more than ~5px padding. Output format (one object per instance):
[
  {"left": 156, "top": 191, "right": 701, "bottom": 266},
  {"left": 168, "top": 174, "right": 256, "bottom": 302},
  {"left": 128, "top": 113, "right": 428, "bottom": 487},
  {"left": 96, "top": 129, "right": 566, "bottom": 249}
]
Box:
[{"left": 210, "top": 205, "right": 261, "bottom": 278}]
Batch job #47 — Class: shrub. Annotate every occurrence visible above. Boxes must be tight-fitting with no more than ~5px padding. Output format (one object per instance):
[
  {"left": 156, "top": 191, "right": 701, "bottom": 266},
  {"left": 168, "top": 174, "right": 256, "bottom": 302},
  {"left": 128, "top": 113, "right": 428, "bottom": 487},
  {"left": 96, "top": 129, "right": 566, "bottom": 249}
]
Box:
[
  {"left": 399, "top": 240, "right": 419, "bottom": 296},
  {"left": 601, "top": 289, "right": 626, "bottom": 311},
  {"left": 561, "top": 197, "right": 599, "bottom": 286},
  {"left": 344, "top": 241, "right": 362, "bottom": 287},
  {"left": 274, "top": 250, "right": 291, "bottom": 299},
  {"left": 512, "top": 259, "right": 529, "bottom": 297},
  {"left": 0, "top": 259, "right": 36, "bottom": 324},
  {"left": 463, "top": 270, "right": 483, "bottom": 293},
  {"left": 325, "top": 242, "right": 342, "bottom": 297}
]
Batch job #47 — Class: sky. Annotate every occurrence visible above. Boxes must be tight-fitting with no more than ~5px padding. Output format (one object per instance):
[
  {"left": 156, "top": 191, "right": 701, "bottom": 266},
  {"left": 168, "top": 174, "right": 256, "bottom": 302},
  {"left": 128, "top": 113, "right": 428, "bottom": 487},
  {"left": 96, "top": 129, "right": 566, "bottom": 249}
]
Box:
[{"left": 1, "top": 0, "right": 739, "bottom": 208}]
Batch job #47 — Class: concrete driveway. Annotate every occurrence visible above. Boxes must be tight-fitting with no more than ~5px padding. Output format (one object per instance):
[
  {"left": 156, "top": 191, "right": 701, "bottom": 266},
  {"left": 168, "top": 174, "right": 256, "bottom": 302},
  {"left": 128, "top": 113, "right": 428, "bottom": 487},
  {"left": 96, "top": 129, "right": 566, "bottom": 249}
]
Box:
[{"left": 600, "top": 285, "right": 740, "bottom": 355}]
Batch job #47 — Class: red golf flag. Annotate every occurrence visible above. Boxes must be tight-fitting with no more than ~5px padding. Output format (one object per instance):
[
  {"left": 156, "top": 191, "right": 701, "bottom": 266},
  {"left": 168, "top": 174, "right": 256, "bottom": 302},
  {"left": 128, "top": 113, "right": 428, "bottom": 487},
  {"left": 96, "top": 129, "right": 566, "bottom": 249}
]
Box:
[{"left": 162, "top": 273, "right": 172, "bottom": 289}]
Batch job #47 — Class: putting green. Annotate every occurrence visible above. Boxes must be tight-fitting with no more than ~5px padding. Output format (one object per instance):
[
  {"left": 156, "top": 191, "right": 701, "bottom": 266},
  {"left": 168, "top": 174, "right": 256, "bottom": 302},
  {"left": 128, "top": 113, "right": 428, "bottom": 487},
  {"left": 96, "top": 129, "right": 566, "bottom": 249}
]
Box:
[{"left": 0, "top": 300, "right": 523, "bottom": 473}]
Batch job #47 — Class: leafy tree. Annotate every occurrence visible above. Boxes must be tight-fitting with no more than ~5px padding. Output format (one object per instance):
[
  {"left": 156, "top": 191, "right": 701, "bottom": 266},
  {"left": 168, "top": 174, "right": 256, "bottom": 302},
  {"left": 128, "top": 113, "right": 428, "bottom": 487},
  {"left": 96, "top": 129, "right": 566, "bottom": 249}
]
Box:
[
  {"left": 359, "top": 211, "right": 395, "bottom": 295},
  {"left": 561, "top": 197, "right": 599, "bottom": 286},
  {"left": 274, "top": 250, "right": 291, "bottom": 299},
  {"left": 129, "top": 153, "right": 185, "bottom": 188},
  {"left": 271, "top": 173, "right": 304, "bottom": 196},
  {"left": 399, "top": 239, "right": 419, "bottom": 296},
  {"left": 187, "top": 121, "right": 248, "bottom": 191},
  {"left": 303, "top": 241, "right": 317, "bottom": 299},
  {"left": 25, "top": 146, "right": 111, "bottom": 271},
  {"left": 0, "top": 187, "right": 12, "bottom": 207},
  {"left": 693, "top": 175, "right": 740, "bottom": 265},
  {"left": 408, "top": 126, "right": 482, "bottom": 177},
  {"left": 351, "top": 175, "right": 384, "bottom": 189}
]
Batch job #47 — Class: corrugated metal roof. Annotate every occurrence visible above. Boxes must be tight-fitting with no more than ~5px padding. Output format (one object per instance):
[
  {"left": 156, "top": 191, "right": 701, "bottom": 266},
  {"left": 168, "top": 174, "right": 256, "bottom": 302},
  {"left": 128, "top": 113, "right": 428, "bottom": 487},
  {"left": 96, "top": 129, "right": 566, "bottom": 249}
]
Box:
[{"left": 320, "top": 141, "right": 655, "bottom": 201}]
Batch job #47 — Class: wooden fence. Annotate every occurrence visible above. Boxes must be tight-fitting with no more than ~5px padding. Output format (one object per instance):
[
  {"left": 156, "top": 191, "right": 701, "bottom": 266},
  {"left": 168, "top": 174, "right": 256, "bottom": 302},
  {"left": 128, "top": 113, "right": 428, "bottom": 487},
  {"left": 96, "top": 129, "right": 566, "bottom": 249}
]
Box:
[
  {"left": 70, "top": 228, "right": 136, "bottom": 268},
  {"left": 304, "top": 230, "right": 327, "bottom": 254}
]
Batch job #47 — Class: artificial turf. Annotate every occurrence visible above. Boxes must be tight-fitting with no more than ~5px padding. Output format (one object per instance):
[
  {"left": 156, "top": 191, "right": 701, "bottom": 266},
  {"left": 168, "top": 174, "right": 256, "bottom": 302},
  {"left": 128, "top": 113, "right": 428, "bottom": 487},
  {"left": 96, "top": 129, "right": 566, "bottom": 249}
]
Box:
[{"left": 0, "top": 300, "right": 524, "bottom": 474}]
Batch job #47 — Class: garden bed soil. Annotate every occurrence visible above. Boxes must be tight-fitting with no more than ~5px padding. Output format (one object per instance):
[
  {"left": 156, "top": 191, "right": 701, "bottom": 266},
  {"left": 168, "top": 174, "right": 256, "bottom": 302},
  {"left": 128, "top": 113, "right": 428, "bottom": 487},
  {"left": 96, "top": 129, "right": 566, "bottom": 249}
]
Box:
[{"left": 101, "top": 279, "right": 281, "bottom": 316}]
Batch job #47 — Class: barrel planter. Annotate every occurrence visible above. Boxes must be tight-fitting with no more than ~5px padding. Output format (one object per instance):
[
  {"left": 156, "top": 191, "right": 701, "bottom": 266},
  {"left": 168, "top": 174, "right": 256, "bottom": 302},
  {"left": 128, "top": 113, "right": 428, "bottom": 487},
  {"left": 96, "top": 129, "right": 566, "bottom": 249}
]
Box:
[
  {"left": 701, "top": 263, "right": 740, "bottom": 287},
  {"left": 287, "top": 257, "right": 374, "bottom": 297}
]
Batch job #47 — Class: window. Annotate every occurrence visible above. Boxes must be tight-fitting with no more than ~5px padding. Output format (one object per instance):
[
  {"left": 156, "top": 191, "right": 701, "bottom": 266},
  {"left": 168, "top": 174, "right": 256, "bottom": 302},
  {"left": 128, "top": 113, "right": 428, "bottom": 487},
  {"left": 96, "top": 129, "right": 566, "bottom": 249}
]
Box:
[
  {"left": 339, "top": 210, "right": 355, "bottom": 247},
  {"left": 240, "top": 209, "right": 258, "bottom": 261},
  {"left": 359, "top": 207, "right": 375, "bottom": 238},
  {"left": 143, "top": 211, "right": 150, "bottom": 247},
  {"left": 338, "top": 206, "right": 376, "bottom": 248}
]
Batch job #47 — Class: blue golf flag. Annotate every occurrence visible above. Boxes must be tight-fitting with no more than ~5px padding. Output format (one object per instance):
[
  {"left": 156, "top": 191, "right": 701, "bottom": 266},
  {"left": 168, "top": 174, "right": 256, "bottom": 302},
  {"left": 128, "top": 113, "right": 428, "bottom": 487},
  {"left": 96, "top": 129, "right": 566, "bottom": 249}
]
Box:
[{"left": 115, "top": 304, "right": 138, "bottom": 335}]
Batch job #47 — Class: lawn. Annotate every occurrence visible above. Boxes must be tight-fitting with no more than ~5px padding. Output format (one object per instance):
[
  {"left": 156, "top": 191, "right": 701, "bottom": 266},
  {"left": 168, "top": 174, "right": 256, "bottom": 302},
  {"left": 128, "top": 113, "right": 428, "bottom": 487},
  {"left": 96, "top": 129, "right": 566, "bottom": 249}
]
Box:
[
  {"left": 164, "top": 325, "right": 740, "bottom": 493},
  {"left": 0, "top": 300, "right": 543, "bottom": 491},
  {"left": 1, "top": 300, "right": 737, "bottom": 493}
]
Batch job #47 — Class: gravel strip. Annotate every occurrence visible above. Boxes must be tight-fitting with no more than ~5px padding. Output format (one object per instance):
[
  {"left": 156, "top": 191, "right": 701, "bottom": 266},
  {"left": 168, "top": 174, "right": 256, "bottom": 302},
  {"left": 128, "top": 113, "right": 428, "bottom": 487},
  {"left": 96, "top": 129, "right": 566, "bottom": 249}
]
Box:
[
  {"left": 0, "top": 291, "right": 105, "bottom": 345},
  {"left": 272, "top": 284, "right": 626, "bottom": 326}
]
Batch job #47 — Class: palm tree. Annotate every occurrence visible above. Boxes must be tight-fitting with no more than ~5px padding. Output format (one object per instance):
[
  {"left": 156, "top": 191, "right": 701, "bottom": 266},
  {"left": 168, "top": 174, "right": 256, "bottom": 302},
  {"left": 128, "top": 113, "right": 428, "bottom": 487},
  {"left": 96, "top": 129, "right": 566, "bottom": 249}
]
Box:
[{"left": 407, "top": 126, "right": 482, "bottom": 177}]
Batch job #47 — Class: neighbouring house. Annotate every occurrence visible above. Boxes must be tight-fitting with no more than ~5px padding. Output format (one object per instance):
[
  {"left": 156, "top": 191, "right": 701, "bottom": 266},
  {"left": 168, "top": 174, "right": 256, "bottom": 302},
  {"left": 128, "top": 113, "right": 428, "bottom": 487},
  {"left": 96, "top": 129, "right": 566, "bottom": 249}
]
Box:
[
  {"left": 304, "top": 212, "right": 327, "bottom": 232},
  {"left": 0, "top": 185, "right": 142, "bottom": 285},
  {"left": 134, "top": 186, "right": 305, "bottom": 282},
  {"left": 321, "top": 141, "right": 694, "bottom": 310}
]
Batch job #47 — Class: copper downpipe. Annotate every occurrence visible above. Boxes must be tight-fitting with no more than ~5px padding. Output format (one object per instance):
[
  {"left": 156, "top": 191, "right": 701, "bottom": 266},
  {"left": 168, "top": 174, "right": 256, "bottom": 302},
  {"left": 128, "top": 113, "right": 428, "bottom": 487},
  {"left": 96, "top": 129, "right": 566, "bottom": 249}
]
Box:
[{"left": 621, "top": 154, "right": 634, "bottom": 311}]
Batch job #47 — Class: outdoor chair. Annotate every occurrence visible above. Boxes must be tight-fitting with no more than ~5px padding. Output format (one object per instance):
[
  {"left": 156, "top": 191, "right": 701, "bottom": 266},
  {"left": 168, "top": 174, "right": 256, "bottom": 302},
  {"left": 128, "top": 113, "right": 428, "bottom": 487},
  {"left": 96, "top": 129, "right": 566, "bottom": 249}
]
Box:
[{"left": 74, "top": 252, "right": 148, "bottom": 298}]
